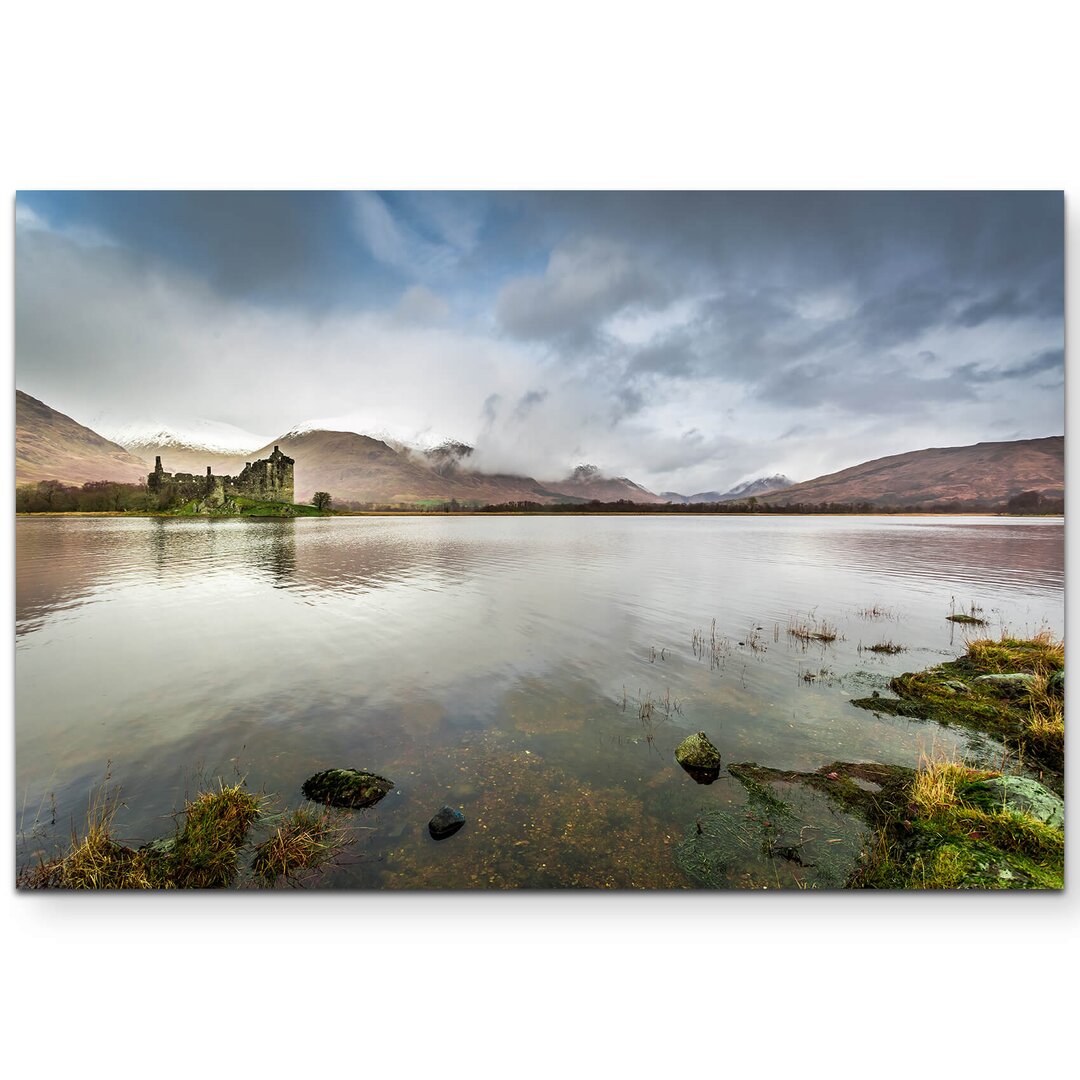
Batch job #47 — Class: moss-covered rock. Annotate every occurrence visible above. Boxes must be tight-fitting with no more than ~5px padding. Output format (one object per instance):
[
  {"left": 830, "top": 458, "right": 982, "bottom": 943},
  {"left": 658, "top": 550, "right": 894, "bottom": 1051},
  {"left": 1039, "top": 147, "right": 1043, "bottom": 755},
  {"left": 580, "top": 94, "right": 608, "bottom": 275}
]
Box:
[
  {"left": 963, "top": 776, "right": 1064, "bottom": 829},
  {"left": 675, "top": 731, "right": 721, "bottom": 770},
  {"left": 674, "top": 731, "right": 722, "bottom": 783},
  {"left": 301, "top": 768, "right": 393, "bottom": 809}
]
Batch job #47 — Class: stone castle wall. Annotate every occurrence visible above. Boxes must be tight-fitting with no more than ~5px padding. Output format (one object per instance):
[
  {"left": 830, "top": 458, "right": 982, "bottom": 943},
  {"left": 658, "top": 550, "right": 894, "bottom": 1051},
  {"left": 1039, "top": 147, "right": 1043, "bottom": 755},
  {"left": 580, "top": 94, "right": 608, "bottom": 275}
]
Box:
[{"left": 148, "top": 446, "right": 294, "bottom": 506}]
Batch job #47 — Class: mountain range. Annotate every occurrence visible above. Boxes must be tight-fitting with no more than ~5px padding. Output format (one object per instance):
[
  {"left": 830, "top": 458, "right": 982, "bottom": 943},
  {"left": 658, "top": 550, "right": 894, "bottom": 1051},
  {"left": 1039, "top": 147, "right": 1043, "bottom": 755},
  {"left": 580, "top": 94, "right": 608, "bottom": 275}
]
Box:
[
  {"left": 662, "top": 475, "right": 794, "bottom": 504},
  {"left": 15, "top": 390, "right": 1065, "bottom": 510}
]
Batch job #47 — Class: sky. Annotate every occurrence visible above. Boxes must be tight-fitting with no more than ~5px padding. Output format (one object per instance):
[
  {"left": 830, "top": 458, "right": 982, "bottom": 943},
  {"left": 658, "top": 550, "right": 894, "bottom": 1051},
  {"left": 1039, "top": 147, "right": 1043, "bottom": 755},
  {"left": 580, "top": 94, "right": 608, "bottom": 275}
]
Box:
[{"left": 14, "top": 190, "right": 1064, "bottom": 493}]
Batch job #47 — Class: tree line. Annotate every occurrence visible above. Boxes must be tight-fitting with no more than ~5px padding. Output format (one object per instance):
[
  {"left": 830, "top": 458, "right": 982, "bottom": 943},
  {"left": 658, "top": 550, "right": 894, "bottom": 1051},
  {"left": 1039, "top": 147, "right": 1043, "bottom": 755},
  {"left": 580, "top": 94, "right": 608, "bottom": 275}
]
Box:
[{"left": 16, "top": 481, "right": 1061, "bottom": 516}]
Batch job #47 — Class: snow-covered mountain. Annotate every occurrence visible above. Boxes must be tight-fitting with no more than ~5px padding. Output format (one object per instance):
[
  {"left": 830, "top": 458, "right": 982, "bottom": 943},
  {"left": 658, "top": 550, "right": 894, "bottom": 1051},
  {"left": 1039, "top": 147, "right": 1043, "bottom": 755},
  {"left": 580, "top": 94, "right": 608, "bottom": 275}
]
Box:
[
  {"left": 282, "top": 419, "right": 471, "bottom": 454},
  {"left": 663, "top": 474, "right": 794, "bottom": 503},
  {"left": 722, "top": 474, "right": 794, "bottom": 500},
  {"left": 100, "top": 417, "right": 270, "bottom": 456}
]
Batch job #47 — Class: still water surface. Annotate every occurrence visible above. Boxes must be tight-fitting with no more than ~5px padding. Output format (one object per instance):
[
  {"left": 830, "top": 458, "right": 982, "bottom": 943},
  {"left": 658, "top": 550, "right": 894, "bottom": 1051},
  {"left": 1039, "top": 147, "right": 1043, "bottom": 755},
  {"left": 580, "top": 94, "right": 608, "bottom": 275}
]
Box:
[{"left": 15, "top": 515, "right": 1064, "bottom": 888}]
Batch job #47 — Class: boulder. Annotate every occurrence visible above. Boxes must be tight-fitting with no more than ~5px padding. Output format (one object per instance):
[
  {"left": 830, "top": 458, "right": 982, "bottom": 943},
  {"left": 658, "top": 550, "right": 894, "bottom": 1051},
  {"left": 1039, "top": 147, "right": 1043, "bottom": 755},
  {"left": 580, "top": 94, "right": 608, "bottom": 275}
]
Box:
[
  {"left": 301, "top": 768, "right": 393, "bottom": 809},
  {"left": 966, "top": 776, "right": 1064, "bottom": 829},
  {"left": 675, "top": 731, "right": 722, "bottom": 783},
  {"left": 428, "top": 805, "right": 466, "bottom": 840},
  {"left": 973, "top": 673, "right": 1037, "bottom": 692}
]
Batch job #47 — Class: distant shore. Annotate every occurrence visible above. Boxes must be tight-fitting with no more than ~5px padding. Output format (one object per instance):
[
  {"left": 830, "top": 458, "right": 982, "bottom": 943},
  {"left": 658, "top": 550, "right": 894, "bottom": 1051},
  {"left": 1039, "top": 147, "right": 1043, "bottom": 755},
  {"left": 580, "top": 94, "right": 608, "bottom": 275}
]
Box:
[{"left": 16, "top": 509, "right": 1064, "bottom": 519}]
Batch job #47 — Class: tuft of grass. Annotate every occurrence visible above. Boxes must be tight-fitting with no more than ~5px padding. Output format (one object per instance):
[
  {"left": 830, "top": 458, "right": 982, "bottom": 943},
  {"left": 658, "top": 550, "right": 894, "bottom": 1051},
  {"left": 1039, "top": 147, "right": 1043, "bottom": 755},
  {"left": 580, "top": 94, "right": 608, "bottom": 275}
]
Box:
[
  {"left": 864, "top": 640, "right": 906, "bottom": 654},
  {"left": 251, "top": 807, "right": 350, "bottom": 886},
  {"left": 18, "top": 782, "right": 155, "bottom": 889},
  {"left": 856, "top": 604, "right": 894, "bottom": 620},
  {"left": 947, "top": 598, "right": 987, "bottom": 625},
  {"left": 15, "top": 777, "right": 352, "bottom": 890},
  {"left": 788, "top": 612, "right": 839, "bottom": 643},
  {"left": 162, "top": 782, "right": 263, "bottom": 888}
]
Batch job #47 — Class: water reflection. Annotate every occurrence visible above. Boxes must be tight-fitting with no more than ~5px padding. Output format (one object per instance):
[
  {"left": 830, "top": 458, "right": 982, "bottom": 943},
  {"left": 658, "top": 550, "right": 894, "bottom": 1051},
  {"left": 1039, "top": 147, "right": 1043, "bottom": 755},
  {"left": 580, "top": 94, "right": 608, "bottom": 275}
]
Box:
[{"left": 15, "top": 515, "right": 1064, "bottom": 887}]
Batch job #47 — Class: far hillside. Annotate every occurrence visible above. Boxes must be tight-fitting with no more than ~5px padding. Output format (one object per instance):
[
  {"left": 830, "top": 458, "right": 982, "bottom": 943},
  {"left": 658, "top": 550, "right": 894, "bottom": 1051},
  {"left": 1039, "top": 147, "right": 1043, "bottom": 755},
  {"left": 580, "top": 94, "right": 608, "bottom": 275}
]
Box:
[
  {"left": 16, "top": 390, "right": 149, "bottom": 486},
  {"left": 761, "top": 437, "right": 1063, "bottom": 509}
]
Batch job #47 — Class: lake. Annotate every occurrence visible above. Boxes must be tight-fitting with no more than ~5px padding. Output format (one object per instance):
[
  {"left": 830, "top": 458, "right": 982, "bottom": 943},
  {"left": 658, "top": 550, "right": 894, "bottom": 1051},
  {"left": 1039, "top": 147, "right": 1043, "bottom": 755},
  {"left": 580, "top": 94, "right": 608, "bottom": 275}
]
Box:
[{"left": 15, "top": 514, "right": 1064, "bottom": 888}]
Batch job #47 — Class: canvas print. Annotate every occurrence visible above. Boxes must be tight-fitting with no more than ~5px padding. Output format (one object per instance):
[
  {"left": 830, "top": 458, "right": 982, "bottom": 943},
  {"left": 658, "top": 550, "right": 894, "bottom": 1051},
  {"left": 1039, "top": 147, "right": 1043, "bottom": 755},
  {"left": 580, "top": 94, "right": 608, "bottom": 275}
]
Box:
[{"left": 14, "top": 191, "right": 1064, "bottom": 889}]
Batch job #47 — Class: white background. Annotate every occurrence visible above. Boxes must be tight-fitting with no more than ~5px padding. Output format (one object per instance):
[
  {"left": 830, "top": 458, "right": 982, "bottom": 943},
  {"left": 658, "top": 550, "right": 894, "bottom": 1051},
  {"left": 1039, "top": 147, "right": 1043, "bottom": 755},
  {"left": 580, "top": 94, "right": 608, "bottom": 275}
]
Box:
[{"left": 2, "top": 2, "right": 1076, "bottom": 1076}]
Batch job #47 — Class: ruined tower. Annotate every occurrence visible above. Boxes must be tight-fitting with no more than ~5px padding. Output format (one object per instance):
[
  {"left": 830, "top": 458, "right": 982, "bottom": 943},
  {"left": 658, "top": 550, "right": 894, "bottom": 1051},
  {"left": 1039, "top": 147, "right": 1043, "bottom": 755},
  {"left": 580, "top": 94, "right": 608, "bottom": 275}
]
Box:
[
  {"left": 233, "top": 445, "right": 294, "bottom": 503},
  {"left": 147, "top": 445, "right": 295, "bottom": 505}
]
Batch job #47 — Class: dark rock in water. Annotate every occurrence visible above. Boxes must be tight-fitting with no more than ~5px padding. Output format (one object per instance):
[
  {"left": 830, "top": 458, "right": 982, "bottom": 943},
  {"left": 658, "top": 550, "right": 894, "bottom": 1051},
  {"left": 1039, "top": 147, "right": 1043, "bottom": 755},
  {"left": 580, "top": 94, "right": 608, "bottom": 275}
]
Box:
[
  {"left": 675, "top": 731, "right": 722, "bottom": 783},
  {"left": 429, "top": 805, "right": 466, "bottom": 840},
  {"left": 302, "top": 768, "right": 393, "bottom": 809}
]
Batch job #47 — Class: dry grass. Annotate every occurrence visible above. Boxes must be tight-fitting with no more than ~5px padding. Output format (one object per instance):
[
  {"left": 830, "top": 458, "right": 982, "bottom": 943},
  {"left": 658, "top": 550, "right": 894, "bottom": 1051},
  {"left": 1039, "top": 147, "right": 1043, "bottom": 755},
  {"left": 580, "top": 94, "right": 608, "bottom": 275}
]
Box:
[
  {"left": 864, "top": 640, "right": 906, "bottom": 654},
  {"left": 19, "top": 783, "right": 157, "bottom": 889},
  {"left": 908, "top": 756, "right": 987, "bottom": 818},
  {"left": 18, "top": 779, "right": 280, "bottom": 890},
  {"left": 788, "top": 612, "right": 840, "bottom": 643},
  {"left": 251, "top": 807, "right": 351, "bottom": 885}
]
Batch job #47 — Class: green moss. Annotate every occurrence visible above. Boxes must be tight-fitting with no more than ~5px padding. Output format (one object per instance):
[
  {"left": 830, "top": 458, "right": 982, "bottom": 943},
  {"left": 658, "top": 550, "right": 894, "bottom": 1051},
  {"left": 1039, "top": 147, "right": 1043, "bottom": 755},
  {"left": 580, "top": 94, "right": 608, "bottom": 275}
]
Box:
[
  {"left": 161, "top": 497, "right": 327, "bottom": 518},
  {"left": 850, "top": 634, "right": 1064, "bottom": 774},
  {"left": 725, "top": 757, "right": 1063, "bottom": 890}
]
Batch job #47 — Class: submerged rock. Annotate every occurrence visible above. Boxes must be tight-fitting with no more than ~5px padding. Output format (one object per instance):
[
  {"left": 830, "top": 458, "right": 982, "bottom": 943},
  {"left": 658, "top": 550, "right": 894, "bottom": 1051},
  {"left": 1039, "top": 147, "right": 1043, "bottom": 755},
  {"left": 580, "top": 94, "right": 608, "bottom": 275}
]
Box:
[
  {"left": 675, "top": 731, "right": 722, "bottom": 783},
  {"left": 301, "top": 768, "right": 393, "bottom": 809},
  {"left": 965, "top": 776, "right": 1064, "bottom": 829},
  {"left": 428, "top": 805, "right": 466, "bottom": 840}
]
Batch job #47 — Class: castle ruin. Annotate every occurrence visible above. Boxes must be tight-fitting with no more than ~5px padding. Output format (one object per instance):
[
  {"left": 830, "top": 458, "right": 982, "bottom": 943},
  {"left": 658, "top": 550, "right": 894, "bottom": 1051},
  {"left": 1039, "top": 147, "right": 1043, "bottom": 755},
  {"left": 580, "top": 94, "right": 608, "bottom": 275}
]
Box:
[{"left": 148, "top": 445, "right": 294, "bottom": 507}]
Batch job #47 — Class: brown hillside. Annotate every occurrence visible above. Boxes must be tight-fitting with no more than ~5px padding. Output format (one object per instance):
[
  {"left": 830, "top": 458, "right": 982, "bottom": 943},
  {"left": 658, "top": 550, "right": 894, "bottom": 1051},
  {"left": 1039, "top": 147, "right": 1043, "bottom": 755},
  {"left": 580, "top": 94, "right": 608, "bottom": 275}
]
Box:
[
  {"left": 16, "top": 390, "right": 151, "bottom": 486},
  {"left": 762, "top": 437, "right": 1064, "bottom": 508},
  {"left": 542, "top": 465, "right": 667, "bottom": 504},
  {"left": 231, "top": 431, "right": 577, "bottom": 505}
]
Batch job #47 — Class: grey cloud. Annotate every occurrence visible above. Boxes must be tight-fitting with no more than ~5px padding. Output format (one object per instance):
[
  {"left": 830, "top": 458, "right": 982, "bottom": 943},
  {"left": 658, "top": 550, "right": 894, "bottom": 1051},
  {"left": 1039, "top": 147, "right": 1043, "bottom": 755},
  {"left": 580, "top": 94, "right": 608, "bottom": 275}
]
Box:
[
  {"left": 628, "top": 333, "right": 698, "bottom": 378},
  {"left": 611, "top": 386, "right": 645, "bottom": 423},
  {"left": 758, "top": 360, "right": 979, "bottom": 415},
  {"left": 957, "top": 347, "right": 1065, "bottom": 385},
  {"left": 513, "top": 389, "right": 548, "bottom": 419},
  {"left": 496, "top": 237, "right": 673, "bottom": 349},
  {"left": 482, "top": 393, "right": 502, "bottom": 425}
]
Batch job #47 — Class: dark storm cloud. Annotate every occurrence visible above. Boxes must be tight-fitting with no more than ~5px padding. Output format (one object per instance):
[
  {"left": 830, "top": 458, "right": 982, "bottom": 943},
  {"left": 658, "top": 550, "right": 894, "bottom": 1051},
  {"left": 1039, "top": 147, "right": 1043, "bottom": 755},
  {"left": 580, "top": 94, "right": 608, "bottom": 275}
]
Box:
[
  {"left": 957, "top": 347, "right": 1065, "bottom": 385},
  {"left": 20, "top": 191, "right": 400, "bottom": 308},
  {"left": 956, "top": 286, "right": 1063, "bottom": 328}
]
